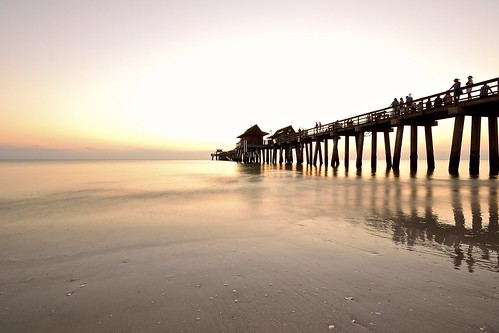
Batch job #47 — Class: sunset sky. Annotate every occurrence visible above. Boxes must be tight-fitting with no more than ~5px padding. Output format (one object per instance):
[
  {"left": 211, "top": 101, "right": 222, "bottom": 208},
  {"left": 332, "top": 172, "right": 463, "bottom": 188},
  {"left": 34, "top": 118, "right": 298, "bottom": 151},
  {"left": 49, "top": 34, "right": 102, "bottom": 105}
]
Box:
[{"left": 1, "top": 0, "right": 498, "bottom": 159}]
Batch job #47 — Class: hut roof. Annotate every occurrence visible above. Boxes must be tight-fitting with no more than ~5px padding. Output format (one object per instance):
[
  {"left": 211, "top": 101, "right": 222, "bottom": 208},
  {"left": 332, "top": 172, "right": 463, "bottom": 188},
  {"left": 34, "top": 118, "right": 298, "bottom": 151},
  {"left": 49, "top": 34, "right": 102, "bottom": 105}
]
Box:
[
  {"left": 268, "top": 125, "right": 295, "bottom": 139},
  {"left": 237, "top": 124, "right": 269, "bottom": 138}
]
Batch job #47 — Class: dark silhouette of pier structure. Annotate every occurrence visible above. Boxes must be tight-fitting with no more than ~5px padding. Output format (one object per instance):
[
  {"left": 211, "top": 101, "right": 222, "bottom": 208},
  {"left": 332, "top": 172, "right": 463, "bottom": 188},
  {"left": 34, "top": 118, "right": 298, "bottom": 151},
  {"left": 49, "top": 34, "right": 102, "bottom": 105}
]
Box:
[{"left": 213, "top": 77, "right": 499, "bottom": 175}]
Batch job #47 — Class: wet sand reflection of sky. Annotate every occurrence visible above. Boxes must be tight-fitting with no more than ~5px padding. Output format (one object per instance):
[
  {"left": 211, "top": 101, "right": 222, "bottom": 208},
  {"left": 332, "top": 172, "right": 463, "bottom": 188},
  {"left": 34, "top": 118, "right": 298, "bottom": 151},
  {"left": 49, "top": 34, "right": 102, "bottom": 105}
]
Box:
[{"left": 238, "top": 162, "right": 499, "bottom": 273}]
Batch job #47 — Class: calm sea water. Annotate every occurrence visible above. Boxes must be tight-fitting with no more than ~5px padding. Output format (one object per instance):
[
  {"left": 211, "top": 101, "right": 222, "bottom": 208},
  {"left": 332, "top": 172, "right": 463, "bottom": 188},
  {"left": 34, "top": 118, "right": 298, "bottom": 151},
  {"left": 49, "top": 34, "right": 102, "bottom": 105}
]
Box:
[{"left": 0, "top": 159, "right": 497, "bottom": 274}]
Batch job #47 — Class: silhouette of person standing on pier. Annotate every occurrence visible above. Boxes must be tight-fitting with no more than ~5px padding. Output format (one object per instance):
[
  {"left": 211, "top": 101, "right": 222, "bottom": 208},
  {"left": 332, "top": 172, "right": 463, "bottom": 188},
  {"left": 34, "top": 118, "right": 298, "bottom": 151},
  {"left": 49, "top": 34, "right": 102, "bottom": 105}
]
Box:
[
  {"left": 450, "top": 78, "right": 462, "bottom": 103},
  {"left": 390, "top": 98, "right": 399, "bottom": 116},
  {"left": 405, "top": 93, "right": 413, "bottom": 112},
  {"left": 480, "top": 83, "right": 493, "bottom": 98},
  {"left": 466, "top": 75, "right": 473, "bottom": 99}
]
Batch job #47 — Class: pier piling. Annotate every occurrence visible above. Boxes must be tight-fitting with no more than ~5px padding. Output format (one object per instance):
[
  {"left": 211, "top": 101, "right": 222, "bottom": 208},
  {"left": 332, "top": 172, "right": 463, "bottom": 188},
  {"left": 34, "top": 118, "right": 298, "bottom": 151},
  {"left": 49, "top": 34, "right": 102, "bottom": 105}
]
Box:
[
  {"left": 489, "top": 116, "right": 499, "bottom": 175},
  {"left": 371, "top": 132, "right": 377, "bottom": 171},
  {"left": 410, "top": 125, "right": 418, "bottom": 171},
  {"left": 344, "top": 136, "right": 350, "bottom": 169},
  {"left": 470, "top": 116, "right": 481, "bottom": 175},
  {"left": 355, "top": 132, "right": 364, "bottom": 169},
  {"left": 384, "top": 132, "right": 392, "bottom": 170},
  {"left": 449, "top": 115, "right": 465, "bottom": 174},
  {"left": 393, "top": 126, "right": 404, "bottom": 171},
  {"left": 425, "top": 125, "right": 435, "bottom": 171}
]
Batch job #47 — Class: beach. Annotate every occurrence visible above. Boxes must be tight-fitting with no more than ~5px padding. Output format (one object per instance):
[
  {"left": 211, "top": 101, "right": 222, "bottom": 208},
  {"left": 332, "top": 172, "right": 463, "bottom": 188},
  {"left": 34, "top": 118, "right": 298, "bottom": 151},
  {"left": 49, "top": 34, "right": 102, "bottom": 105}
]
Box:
[{"left": 0, "top": 160, "right": 498, "bottom": 332}]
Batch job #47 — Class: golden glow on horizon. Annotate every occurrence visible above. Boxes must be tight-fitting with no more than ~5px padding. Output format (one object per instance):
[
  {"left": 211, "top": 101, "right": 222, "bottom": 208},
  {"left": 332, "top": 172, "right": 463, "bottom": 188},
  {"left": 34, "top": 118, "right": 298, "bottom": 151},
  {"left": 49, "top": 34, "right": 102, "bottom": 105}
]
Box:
[{"left": 1, "top": 0, "right": 499, "bottom": 159}]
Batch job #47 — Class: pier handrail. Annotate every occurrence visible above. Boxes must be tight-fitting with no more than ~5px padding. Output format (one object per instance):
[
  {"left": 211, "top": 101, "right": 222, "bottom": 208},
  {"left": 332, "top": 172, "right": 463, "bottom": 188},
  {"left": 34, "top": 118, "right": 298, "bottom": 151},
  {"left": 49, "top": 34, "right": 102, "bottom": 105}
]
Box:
[{"left": 268, "top": 77, "right": 499, "bottom": 145}]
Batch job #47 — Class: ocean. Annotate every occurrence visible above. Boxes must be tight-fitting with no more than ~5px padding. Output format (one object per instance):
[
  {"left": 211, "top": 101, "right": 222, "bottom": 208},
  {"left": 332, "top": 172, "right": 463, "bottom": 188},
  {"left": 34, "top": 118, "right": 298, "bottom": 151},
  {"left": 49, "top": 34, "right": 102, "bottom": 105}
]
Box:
[
  {"left": 0, "top": 159, "right": 498, "bottom": 332},
  {"left": 1, "top": 159, "right": 497, "bottom": 270}
]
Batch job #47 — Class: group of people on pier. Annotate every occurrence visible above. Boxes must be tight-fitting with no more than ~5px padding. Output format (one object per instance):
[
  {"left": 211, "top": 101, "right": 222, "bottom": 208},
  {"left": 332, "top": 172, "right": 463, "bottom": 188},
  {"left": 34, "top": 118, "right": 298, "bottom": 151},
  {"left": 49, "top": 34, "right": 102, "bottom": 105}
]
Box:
[
  {"left": 390, "top": 94, "right": 417, "bottom": 116},
  {"left": 287, "top": 76, "right": 496, "bottom": 141},
  {"left": 389, "top": 76, "right": 495, "bottom": 118}
]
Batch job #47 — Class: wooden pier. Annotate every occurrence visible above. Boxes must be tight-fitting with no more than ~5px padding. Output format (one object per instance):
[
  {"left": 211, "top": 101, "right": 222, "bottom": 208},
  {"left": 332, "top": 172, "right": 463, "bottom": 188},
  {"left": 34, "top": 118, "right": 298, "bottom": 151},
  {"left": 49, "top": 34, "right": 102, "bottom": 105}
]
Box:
[{"left": 214, "top": 77, "right": 499, "bottom": 175}]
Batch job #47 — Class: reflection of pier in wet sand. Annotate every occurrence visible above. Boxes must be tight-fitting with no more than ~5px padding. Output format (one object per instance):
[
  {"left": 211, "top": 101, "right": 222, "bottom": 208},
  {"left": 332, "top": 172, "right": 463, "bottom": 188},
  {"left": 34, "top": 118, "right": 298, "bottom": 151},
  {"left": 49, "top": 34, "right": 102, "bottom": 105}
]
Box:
[
  {"left": 362, "top": 174, "right": 497, "bottom": 272},
  {"left": 353, "top": 173, "right": 498, "bottom": 272},
  {"left": 239, "top": 163, "right": 499, "bottom": 273}
]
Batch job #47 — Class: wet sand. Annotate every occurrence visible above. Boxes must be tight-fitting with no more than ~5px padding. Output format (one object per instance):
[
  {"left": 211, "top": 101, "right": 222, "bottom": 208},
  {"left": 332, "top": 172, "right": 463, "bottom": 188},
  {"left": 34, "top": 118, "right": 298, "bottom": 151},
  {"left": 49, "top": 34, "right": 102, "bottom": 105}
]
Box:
[
  {"left": 2, "top": 202, "right": 498, "bottom": 332},
  {"left": 1, "top": 161, "right": 498, "bottom": 332}
]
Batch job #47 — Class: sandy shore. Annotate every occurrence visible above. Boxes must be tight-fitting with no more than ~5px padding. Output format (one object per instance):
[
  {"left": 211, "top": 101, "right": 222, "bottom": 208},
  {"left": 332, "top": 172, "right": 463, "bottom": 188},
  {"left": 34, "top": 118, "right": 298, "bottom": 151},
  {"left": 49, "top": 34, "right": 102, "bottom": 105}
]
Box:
[
  {"left": 1, "top": 205, "right": 498, "bottom": 333},
  {"left": 1, "top": 161, "right": 498, "bottom": 332}
]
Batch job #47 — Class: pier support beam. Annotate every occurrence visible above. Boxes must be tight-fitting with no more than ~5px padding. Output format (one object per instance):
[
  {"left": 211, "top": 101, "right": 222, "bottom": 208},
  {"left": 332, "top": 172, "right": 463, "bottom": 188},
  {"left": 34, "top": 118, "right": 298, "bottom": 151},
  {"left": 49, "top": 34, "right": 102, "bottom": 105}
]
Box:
[
  {"left": 296, "top": 143, "right": 303, "bottom": 164},
  {"left": 309, "top": 142, "right": 313, "bottom": 165},
  {"left": 356, "top": 132, "right": 364, "bottom": 169},
  {"left": 324, "top": 139, "right": 329, "bottom": 168},
  {"left": 384, "top": 132, "right": 392, "bottom": 170},
  {"left": 317, "top": 140, "right": 323, "bottom": 166},
  {"left": 331, "top": 136, "right": 340, "bottom": 168},
  {"left": 425, "top": 125, "right": 435, "bottom": 171},
  {"left": 489, "top": 116, "right": 499, "bottom": 175},
  {"left": 393, "top": 126, "right": 404, "bottom": 171},
  {"left": 305, "top": 143, "right": 310, "bottom": 165},
  {"left": 469, "top": 115, "right": 481, "bottom": 175},
  {"left": 313, "top": 141, "right": 319, "bottom": 166},
  {"left": 410, "top": 125, "right": 418, "bottom": 171},
  {"left": 371, "top": 132, "right": 377, "bottom": 171},
  {"left": 344, "top": 136, "right": 350, "bottom": 169},
  {"left": 449, "top": 115, "right": 465, "bottom": 174}
]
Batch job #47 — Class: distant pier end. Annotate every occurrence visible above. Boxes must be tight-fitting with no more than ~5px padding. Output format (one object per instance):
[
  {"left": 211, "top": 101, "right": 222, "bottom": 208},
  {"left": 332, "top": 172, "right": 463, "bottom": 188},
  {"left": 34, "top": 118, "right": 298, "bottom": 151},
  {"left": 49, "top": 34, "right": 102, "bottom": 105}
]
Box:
[{"left": 211, "top": 149, "right": 224, "bottom": 161}]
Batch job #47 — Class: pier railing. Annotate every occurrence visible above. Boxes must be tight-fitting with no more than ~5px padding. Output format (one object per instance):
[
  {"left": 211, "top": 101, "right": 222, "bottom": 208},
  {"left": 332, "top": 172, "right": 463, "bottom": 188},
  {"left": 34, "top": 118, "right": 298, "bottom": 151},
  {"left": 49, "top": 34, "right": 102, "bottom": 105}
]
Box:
[{"left": 270, "top": 77, "right": 498, "bottom": 145}]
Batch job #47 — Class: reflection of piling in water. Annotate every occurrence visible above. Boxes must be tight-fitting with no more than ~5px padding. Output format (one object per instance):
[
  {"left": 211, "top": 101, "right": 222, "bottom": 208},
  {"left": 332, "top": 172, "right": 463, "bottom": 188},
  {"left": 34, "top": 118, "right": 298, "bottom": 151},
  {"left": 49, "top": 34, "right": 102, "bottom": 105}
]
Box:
[
  {"left": 237, "top": 161, "right": 499, "bottom": 272},
  {"left": 424, "top": 176, "right": 435, "bottom": 226},
  {"left": 489, "top": 187, "right": 498, "bottom": 234},
  {"left": 452, "top": 181, "right": 466, "bottom": 230},
  {"left": 353, "top": 172, "right": 499, "bottom": 272},
  {"left": 470, "top": 181, "right": 483, "bottom": 232}
]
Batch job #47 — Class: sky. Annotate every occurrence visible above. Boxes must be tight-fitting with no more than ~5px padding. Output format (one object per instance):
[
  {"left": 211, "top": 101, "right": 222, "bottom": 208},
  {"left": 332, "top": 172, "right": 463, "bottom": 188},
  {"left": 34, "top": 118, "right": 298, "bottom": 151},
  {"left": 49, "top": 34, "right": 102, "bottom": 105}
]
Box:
[{"left": 1, "top": 0, "right": 499, "bottom": 160}]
